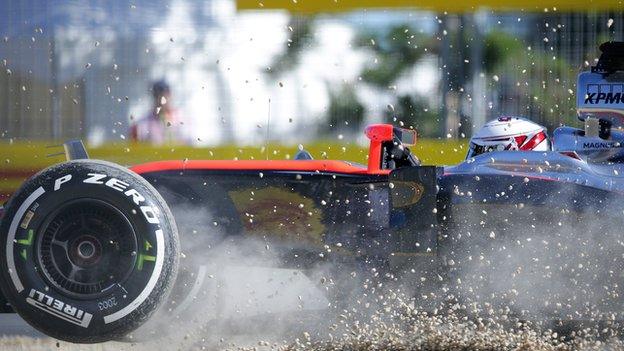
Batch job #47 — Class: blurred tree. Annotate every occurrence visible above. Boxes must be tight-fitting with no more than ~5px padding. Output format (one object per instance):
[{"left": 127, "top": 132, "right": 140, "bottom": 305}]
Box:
[
  {"left": 384, "top": 95, "right": 439, "bottom": 137},
  {"left": 267, "top": 16, "right": 315, "bottom": 77},
  {"left": 355, "top": 24, "right": 441, "bottom": 137},
  {"left": 324, "top": 84, "right": 366, "bottom": 134},
  {"left": 356, "top": 25, "right": 432, "bottom": 88},
  {"left": 483, "top": 30, "right": 523, "bottom": 74}
]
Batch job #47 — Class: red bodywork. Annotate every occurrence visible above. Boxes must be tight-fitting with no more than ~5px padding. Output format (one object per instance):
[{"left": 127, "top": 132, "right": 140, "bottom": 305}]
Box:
[
  {"left": 132, "top": 124, "right": 403, "bottom": 176},
  {"left": 365, "top": 124, "right": 394, "bottom": 173},
  {"left": 131, "top": 159, "right": 390, "bottom": 175},
  {"left": 3, "top": 125, "right": 405, "bottom": 205}
]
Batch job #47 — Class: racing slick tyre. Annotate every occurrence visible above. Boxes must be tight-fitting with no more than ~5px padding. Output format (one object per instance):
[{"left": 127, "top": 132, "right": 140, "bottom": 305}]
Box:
[{"left": 0, "top": 160, "right": 179, "bottom": 343}]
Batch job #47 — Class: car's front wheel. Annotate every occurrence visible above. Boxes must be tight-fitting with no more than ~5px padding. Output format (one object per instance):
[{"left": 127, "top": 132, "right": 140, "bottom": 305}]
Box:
[{"left": 0, "top": 160, "right": 179, "bottom": 343}]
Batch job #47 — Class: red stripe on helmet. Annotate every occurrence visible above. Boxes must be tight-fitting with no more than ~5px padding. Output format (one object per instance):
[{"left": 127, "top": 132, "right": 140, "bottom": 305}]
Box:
[
  {"left": 514, "top": 135, "right": 527, "bottom": 147},
  {"left": 520, "top": 131, "right": 546, "bottom": 150}
]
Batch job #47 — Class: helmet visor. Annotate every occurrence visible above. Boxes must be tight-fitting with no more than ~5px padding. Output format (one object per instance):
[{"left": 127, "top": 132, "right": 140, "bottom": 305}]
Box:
[{"left": 466, "top": 141, "right": 508, "bottom": 159}]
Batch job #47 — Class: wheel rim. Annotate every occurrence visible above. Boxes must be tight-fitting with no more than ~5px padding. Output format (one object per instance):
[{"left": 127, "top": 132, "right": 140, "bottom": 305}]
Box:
[{"left": 37, "top": 199, "right": 138, "bottom": 299}]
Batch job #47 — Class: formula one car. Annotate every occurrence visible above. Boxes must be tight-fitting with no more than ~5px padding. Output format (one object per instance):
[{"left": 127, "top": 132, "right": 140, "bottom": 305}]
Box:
[{"left": 1, "top": 41, "right": 624, "bottom": 343}]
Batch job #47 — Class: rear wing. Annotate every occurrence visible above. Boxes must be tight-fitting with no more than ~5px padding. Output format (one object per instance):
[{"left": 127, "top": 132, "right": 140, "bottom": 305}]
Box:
[{"left": 365, "top": 124, "right": 419, "bottom": 172}]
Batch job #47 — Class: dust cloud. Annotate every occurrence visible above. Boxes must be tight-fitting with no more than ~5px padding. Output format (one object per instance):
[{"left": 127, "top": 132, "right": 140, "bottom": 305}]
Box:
[{"left": 5, "top": 190, "right": 624, "bottom": 351}]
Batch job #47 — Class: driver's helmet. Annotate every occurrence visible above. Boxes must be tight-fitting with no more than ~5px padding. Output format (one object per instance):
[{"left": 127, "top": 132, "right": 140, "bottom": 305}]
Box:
[{"left": 466, "top": 116, "right": 550, "bottom": 159}]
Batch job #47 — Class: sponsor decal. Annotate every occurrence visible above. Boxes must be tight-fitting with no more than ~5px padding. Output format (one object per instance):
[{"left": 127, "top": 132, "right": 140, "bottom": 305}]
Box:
[
  {"left": 391, "top": 181, "right": 425, "bottom": 208},
  {"left": 582, "top": 141, "right": 621, "bottom": 149},
  {"left": 584, "top": 83, "right": 624, "bottom": 105},
  {"left": 26, "top": 289, "right": 93, "bottom": 328},
  {"left": 228, "top": 187, "right": 326, "bottom": 246},
  {"left": 53, "top": 173, "right": 160, "bottom": 224}
]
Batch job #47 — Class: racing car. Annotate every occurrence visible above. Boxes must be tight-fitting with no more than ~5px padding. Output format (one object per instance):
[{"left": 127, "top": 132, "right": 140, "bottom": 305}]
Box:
[{"left": 1, "top": 41, "right": 624, "bottom": 343}]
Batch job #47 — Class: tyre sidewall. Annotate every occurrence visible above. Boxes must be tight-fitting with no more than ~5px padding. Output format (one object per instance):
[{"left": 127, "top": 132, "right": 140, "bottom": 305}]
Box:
[{"left": 0, "top": 160, "right": 178, "bottom": 343}]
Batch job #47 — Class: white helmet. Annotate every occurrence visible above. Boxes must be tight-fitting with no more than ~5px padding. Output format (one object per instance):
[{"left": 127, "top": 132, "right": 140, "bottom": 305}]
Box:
[{"left": 466, "top": 116, "right": 550, "bottom": 159}]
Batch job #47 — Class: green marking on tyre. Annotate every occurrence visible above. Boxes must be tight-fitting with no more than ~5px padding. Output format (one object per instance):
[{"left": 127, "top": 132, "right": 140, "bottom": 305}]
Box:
[
  {"left": 136, "top": 254, "right": 156, "bottom": 271},
  {"left": 136, "top": 240, "right": 156, "bottom": 271},
  {"left": 17, "top": 229, "right": 34, "bottom": 246},
  {"left": 17, "top": 229, "right": 34, "bottom": 260}
]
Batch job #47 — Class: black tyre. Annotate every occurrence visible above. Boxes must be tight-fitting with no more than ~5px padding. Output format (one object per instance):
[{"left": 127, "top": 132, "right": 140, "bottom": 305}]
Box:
[{"left": 0, "top": 160, "right": 179, "bottom": 343}]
